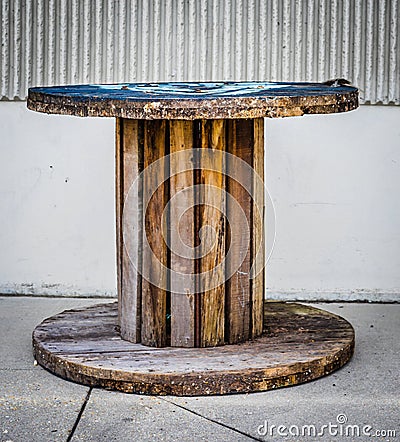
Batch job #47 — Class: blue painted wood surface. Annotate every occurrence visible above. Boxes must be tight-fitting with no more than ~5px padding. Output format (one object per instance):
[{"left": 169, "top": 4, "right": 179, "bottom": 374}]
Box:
[{"left": 29, "top": 81, "right": 357, "bottom": 102}]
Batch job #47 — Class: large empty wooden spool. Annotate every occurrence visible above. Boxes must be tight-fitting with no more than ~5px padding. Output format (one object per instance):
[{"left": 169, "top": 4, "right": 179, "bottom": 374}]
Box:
[{"left": 28, "top": 81, "right": 358, "bottom": 395}]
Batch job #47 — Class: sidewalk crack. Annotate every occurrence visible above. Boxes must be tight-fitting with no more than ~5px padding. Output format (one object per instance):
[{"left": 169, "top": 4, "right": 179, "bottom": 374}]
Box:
[
  {"left": 160, "top": 397, "right": 263, "bottom": 441},
  {"left": 66, "top": 387, "right": 92, "bottom": 442}
]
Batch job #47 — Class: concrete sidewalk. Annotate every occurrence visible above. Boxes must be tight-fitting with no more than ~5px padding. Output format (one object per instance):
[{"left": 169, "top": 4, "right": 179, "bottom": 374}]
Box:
[{"left": 0, "top": 297, "right": 398, "bottom": 442}]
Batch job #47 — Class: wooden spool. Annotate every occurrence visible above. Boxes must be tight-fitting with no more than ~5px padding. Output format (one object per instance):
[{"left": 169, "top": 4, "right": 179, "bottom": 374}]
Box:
[{"left": 28, "top": 81, "right": 358, "bottom": 394}]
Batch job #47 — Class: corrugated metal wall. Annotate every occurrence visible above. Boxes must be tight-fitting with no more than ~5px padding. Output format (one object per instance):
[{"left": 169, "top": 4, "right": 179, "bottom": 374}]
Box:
[{"left": 1, "top": 0, "right": 399, "bottom": 104}]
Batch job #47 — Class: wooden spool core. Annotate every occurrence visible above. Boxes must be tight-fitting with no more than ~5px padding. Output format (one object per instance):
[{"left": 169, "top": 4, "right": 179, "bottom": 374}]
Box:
[
  {"left": 116, "top": 118, "right": 265, "bottom": 347},
  {"left": 32, "top": 301, "right": 355, "bottom": 396}
]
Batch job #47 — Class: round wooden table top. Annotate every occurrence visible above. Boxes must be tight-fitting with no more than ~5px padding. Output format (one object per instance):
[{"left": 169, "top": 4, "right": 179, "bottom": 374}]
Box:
[{"left": 27, "top": 81, "right": 358, "bottom": 120}]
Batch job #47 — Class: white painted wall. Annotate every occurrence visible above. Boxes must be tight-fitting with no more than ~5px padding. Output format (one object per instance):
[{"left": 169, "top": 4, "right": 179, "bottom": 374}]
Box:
[
  {"left": 0, "top": 102, "right": 115, "bottom": 297},
  {"left": 1, "top": 102, "right": 399, "bottom": 301},
  {"left": 266, "top": 105, "right": 400, "bottom": 302},
  {"left": 1, "top": 0, "right": 399, "bottom": 301}
]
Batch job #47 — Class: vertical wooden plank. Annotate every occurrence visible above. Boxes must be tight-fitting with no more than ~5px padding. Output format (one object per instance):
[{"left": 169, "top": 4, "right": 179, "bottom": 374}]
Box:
[
  {"left": 141, "top": 120, "right": 168, "bottom": 347},
  {"left": 119, "top": 119, "right": 142, "bottom": 342},
  {"left": 169, "top": 120, "right": 196, "bottom": 347},
  {"left": 225, "top": 119, "right": 253, "bottom": 343},
  {"left": 252, "top": 118, "right": 265, "bottom": 338},
  {"left": 115, "top": 118, "right": 122, "bottom": 324},
  {"left": 199, "top": 120, "right": 225, "bottom": 347}
]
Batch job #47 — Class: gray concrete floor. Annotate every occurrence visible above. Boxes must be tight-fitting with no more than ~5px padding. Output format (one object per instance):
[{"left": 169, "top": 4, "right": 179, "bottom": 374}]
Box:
[{"left": 0, "top": 297, "right": 398, "bottom": 442}]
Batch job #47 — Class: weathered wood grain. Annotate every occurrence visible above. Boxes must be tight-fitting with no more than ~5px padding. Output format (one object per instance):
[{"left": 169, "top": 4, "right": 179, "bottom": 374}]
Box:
[
  {"left": 225, "top": 119, "right": 253, "bottom": 343},
  {"left": 118, "top": 119, "right": 143, "bottom": 342},
  {"left": 116, "top": 118, "right": 265, "bottom": 347},
  {"left": 198, "top": 120, "right": 226, "bottom": 347},
  {"left": 33, "top": 301, "right": 355, "bottom": 396},
  {"left": 169, "top": 120, "right": 196, "bottom": 347},
  {"left": 141, "top": 120, "right": 168, "bottom": 347},
  {"left": 251, "top": 118, "right": 265, "bottom": 338}
]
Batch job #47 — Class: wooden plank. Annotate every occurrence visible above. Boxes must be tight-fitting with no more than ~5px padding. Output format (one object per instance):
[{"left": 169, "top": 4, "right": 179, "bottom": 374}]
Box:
[
  {"left": 199, "top": 120, "right": 225, "bottom": 347},
  {"left": 169, "top": 120, "right": 196, "bottom": 347},
  {"left": 252, "top": 118, "right": 265, "bottom": 338},
  {"left": 225, "top": 119, "right": 253, "bottom": 343},
  {"left": 115, "top": 118, "right": 122, "bottom": 324},
  {"left": 119, "top": 119, "right": 142, "bottom": 343},
  {"left": 141, "top": 120, "right": 168, "bottom": 347}
]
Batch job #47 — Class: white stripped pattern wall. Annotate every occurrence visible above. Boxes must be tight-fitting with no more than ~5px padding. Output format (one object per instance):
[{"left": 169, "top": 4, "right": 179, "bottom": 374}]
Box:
[{"left": 0, "top": 0, "right": 399, "bottom": 103}]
